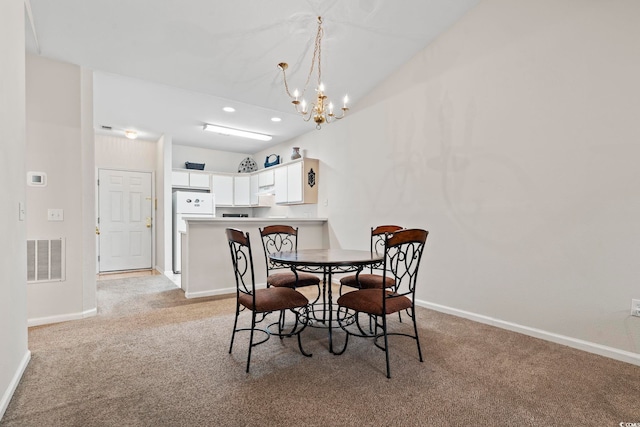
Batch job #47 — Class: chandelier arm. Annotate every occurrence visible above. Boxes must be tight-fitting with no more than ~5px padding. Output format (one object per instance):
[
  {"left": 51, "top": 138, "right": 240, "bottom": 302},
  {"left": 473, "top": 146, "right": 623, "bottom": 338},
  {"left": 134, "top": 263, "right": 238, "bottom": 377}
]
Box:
[{"left": 280, "top": 68, "right": 295, "bottom": 99}]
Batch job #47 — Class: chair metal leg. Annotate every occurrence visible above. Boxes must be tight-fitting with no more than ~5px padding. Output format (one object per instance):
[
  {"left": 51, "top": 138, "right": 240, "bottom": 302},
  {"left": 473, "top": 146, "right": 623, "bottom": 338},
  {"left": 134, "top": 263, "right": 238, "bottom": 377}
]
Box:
[
  {"left": 411, "top": 307, "right": 423, "bottom": 362},
  {"left": 278, "top": 310, "right": 285, "bottom": 339},
  {"left": 246, "top": 312, "right": 257, "bottom": 373},
  {"left": 296, "top": 306, "right": 313, "bottom": 357},
  {"left": 229, "top": 303, "right": 240, "bottom": 354},
  {"left": 382, "top": 315, "right": 391, "bottom": 379}
]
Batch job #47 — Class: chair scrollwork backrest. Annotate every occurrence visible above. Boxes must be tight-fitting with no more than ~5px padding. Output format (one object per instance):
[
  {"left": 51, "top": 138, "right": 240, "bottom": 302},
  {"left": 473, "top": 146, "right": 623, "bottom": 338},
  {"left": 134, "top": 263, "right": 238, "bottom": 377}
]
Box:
[
  {"left": 370, "top": 225, "right": 404, "bottom": 273},
  {"left": 382, "top": 229, "right": 428, "bottom": 298},
  {"left": 226, "top": 228, "right": 256, "bottom": 297},
  {"left": 259, "top": 225, "right": 299, "bottom": 274}
]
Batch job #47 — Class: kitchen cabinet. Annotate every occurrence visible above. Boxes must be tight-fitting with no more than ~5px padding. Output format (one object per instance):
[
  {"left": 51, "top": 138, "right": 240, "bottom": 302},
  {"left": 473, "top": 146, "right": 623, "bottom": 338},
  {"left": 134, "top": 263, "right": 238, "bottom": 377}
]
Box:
[
  {"left": 172, "top": 158, "right": 318, "bottom": 206},
  {"left": 172, "top": 170, "right": 210, "bottom": 190},
  {"left": 189, "top": 172, "right": 210, "bottom": 188},
  {"left": 258, "top": 169, "right": 274, "bottom": 187},
  {"left": 273, "top": 158, "right": 318, "bottom": 205},
  {"left": 172, "top": 171, "right": 190, "bottom": 187},
  {"left": 211, "top": 174, "right": 233, "bottom": 206},
  {"left": 274, "top": 166, "right": 288, "bottom": 204},
  {"left": 234, "top": 175, "right": 251, "bottom": 206},
  {"left": 250, "top": 174, "right": 259, "bottom": 206}
]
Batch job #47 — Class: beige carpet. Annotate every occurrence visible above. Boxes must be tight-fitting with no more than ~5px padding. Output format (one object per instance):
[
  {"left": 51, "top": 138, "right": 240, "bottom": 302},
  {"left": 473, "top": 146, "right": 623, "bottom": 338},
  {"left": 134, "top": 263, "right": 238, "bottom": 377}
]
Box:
[{"left": 2, "top": 275, "right": 640, "bottom": 426}]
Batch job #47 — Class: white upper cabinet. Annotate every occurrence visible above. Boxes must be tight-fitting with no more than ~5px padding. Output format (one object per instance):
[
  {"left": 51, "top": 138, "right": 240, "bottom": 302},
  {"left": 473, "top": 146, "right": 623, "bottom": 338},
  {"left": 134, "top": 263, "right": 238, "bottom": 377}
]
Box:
[
  {"left": 172, "top": 171, "right": 190, "bottom": 187},
  {"left": 189, "top": 172, "right": 210, "bottom": 189},
  {"left": 258, "top": 169, "right": 275, "bottom": 187},
  {"left": 274, "top": 158, "right": 318, "bottom": 205},
  {"left": 172, "top": 170, "right": 210, "bottom": 189},
  {"left": 274, "top": 166, "right": 288, "bottom": 204},
  {"left": 211, "top": 174, "right": 233, "bottom": 206},
  {"left": 234, "top": 175, "right": 251, "bottom": 206},
  {"left": 172, "top": 158, "right": 318, "bottom": 206},
  {"left": 250, "top": 174, "right": 259, "bottom": 206}
]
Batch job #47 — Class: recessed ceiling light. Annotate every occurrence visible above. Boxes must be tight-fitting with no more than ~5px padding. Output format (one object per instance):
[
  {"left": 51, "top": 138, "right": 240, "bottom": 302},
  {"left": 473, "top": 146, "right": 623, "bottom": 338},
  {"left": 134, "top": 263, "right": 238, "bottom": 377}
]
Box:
[
  {"left": 271, "top": 117, "right": 282, "bottom": 122},
  {"left": 223, "top": 107, "right": 235, "bottom": 113},
  {"left": 124, "top": 130, "right": 138, "bottom": 140},
  {"left": 203, "top": 124, "right": 272, "bottom": 141}
]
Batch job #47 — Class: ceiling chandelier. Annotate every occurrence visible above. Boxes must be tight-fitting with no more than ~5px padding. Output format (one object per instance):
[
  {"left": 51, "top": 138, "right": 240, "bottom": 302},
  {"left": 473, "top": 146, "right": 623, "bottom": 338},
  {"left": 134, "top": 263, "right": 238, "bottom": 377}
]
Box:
[{"left": 278, "top": 16, "right": 348, "bottom": 129}]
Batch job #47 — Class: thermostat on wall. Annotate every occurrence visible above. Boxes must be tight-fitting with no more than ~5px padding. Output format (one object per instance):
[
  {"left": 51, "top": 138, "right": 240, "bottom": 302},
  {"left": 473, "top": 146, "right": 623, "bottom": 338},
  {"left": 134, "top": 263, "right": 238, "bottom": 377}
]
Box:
[{"left": 27, "top": 171, "right": 47, "bottom": 187}]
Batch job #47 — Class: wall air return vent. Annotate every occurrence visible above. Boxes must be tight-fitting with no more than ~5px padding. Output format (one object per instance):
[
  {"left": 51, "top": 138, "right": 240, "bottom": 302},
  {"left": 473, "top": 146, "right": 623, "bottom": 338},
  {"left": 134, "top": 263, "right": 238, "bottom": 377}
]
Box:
[{"left": 27, "top": 238, "right": 65, "bottom": 283}]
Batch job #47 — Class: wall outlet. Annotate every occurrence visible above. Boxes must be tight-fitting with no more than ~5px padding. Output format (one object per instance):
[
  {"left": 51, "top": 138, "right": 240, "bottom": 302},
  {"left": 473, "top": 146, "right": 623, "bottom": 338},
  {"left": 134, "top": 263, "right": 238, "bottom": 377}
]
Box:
[
  {"left": 632, "top": 299, "right": 640, "bottom": 317},
  {"left": 48, "top": 208, "right": 64, "bottom": 221}
]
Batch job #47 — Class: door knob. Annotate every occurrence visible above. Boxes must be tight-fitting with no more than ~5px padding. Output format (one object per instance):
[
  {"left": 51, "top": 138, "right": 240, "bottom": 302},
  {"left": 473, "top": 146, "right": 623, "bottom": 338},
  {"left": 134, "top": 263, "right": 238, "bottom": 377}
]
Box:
[
  {"left": 95, "top": 226, "right": 100, "bottom": 235},
  {"left": 146, "top": 217, "right": 152, "bottom": 228}
]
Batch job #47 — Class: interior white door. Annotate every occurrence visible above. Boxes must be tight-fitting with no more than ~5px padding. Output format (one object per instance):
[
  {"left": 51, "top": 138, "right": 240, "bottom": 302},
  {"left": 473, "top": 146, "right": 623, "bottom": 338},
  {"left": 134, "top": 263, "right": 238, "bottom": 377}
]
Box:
[{"left": 98, "top": 169, "right": 153, "bottom": 272}]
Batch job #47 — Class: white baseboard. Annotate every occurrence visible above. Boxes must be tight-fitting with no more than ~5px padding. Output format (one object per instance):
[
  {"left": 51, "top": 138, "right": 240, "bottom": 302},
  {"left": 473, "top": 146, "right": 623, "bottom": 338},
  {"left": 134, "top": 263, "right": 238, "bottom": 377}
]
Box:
[
  {"left": 0, "top": 350, "right": 31, "bottom": 421},
  {"left": 416, "top": 299, "right": 640, "bottom": 367},
  {"left": 185, "top": 283, "right": 267, "bottom": 299},
  {"left": 27, "top": 307, "right": 97, "bottom": 327},
  {"left": 185, "top": 287, "right": 235, "bottom": 299}
]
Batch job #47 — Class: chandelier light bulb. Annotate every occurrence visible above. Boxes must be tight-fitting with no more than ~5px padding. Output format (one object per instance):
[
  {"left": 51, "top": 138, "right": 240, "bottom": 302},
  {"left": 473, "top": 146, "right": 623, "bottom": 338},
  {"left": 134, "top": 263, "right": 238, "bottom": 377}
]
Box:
[
  {"left": 293, "top": 89, "right": 299, "bottom": 100},
  {"left": 343, "top": 95, "right": 349, "bottom": 108},
  {"left": 329, "top": 102, "right": 334, "bottom": 115},
  {"left": 318, "top": 83, "right": 325, "bottom": 92}
]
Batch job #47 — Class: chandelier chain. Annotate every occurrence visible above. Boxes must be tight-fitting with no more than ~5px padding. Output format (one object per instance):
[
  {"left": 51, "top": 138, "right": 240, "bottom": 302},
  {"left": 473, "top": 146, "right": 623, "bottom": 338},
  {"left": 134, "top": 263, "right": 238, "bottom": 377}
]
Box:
[{"left": 300, "top": 16, "right": 323, "bottom": 99}]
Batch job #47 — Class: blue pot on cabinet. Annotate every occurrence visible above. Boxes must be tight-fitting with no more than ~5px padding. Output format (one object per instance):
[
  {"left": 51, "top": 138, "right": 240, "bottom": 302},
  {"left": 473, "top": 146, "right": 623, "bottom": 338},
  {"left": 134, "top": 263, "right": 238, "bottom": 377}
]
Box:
[{"left": 264, "top": 154, "right": 280, "bottom": 168}]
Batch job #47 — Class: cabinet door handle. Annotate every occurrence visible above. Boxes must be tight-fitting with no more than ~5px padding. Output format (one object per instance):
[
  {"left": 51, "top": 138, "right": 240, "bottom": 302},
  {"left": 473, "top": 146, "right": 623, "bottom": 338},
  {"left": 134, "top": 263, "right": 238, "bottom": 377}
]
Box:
[
  {"left": 95, "top": 226, "right": 100, "bottom": 235},
  {"left": 146, "top": 217, "right": 152, "bottom": 228}
]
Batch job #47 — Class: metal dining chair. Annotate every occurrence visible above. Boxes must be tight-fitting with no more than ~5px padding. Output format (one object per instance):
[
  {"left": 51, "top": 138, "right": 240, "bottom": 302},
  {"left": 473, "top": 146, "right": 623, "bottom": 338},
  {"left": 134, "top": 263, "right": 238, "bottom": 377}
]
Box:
[
  {"left": 335, "top": 228, "right": 429, "bottom": 378},
  {"left": 339, "top": 225, "right": 403, "bottom": 292},
  {"left": 259, "top": 225, "right": 321, "bottom": 290},
  {"left": 226, "top": 228, "right": 312, "bottom": 372}
]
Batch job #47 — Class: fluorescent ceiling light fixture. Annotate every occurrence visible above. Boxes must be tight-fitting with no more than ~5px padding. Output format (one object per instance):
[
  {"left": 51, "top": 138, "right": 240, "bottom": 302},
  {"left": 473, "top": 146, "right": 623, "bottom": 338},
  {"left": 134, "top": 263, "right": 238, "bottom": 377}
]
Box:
[
  {"left": 271, "top": 117, "right": 282, "bottom": 122},
  {"left": 203, "top": 124, "right": 272, "bottom": 141},
  {"left": 223, "top": 107, "right": 235, "bottom": 112},
  {"left": 124, "top": 130, "right": 138, "bottom": 139}
]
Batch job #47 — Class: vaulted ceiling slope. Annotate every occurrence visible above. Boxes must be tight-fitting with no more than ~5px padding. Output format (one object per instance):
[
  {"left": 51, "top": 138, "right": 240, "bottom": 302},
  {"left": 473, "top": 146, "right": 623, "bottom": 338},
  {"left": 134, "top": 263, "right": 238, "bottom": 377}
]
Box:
[{"left": 25, "top": 0, "right": 479, "bottom": 153}]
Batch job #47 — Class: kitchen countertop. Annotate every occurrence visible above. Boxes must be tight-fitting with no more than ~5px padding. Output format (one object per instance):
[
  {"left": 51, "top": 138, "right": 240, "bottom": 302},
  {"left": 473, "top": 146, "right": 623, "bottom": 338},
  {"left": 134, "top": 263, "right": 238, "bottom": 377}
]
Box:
[{"left": 183, "top": 217, "right": 327, "bottom": 223}]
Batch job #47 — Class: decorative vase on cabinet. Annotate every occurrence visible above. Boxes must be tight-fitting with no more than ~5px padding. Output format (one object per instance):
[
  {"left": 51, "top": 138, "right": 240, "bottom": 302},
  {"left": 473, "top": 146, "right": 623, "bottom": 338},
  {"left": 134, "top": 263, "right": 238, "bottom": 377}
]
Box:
[{"left": 291, "top": 147, "right": 301, "bottom": 160}]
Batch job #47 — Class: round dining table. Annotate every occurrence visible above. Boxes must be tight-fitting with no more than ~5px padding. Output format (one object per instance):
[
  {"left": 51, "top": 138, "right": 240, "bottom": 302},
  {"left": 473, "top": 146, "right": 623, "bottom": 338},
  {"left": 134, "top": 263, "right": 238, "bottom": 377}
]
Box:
[{"left": 269, "top": 249, "right": 383, "bottom": 353}]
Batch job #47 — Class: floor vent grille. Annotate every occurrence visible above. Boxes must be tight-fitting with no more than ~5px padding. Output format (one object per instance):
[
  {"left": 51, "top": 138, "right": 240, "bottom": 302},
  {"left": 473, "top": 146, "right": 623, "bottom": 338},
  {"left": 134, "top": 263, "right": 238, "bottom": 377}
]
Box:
[{"left": 27, "top": 238, "right": 65, "bottom": 283}]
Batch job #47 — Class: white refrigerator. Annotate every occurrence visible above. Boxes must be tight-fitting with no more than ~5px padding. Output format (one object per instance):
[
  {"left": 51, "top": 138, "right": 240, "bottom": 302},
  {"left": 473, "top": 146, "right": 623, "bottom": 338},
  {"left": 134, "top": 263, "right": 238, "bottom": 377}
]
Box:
[{"left": 172, "top": 191, "right": 215, "bottom": 273}]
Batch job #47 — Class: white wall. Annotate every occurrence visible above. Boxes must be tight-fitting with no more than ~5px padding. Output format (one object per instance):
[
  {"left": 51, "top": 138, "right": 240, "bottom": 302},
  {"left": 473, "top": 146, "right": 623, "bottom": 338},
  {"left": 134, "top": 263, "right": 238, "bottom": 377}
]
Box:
[
  {"left": 25, "top": 54, "right": 96, "bottom": 325},
  {"left": 157, "top": 135, "right": 173, "bottom": 273},
  {"left": 80, "top": 68, "right": 97, "bottom": 314},
  {"left": 255, "top": 0, "right": 640, "bottom": 361},
  {"left": 95, "top": 134, "right": 157, "bottom": 171},
  {"left": 172, "top": 144, "right": 252, "bottom": 173},
  {"left": 0, "top": 0, "right": 30, "bottom": 419}
]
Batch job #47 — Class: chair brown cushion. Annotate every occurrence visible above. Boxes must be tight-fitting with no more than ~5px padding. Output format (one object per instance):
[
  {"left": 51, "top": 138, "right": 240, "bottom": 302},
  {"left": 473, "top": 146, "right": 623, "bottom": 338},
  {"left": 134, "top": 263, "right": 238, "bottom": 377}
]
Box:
[
  {"left": 337, "top": 288, "right": 411, "bottom": 316},
  {"left": 339, "top": 273, "right": 395, "bottom": 289},
  {"left": 239, "top": 287, "right": 309, "bottom": 313},
  {"left": 267, "top": 271, "right": 320, "bottom": 288}
]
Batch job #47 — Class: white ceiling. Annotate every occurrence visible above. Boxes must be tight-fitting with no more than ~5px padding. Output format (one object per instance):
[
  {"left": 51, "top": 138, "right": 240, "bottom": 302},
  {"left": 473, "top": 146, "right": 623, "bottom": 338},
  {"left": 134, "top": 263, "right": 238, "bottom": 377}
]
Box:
[{"left": 25, "top": 0, "right": 479, "bottom": 154}]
